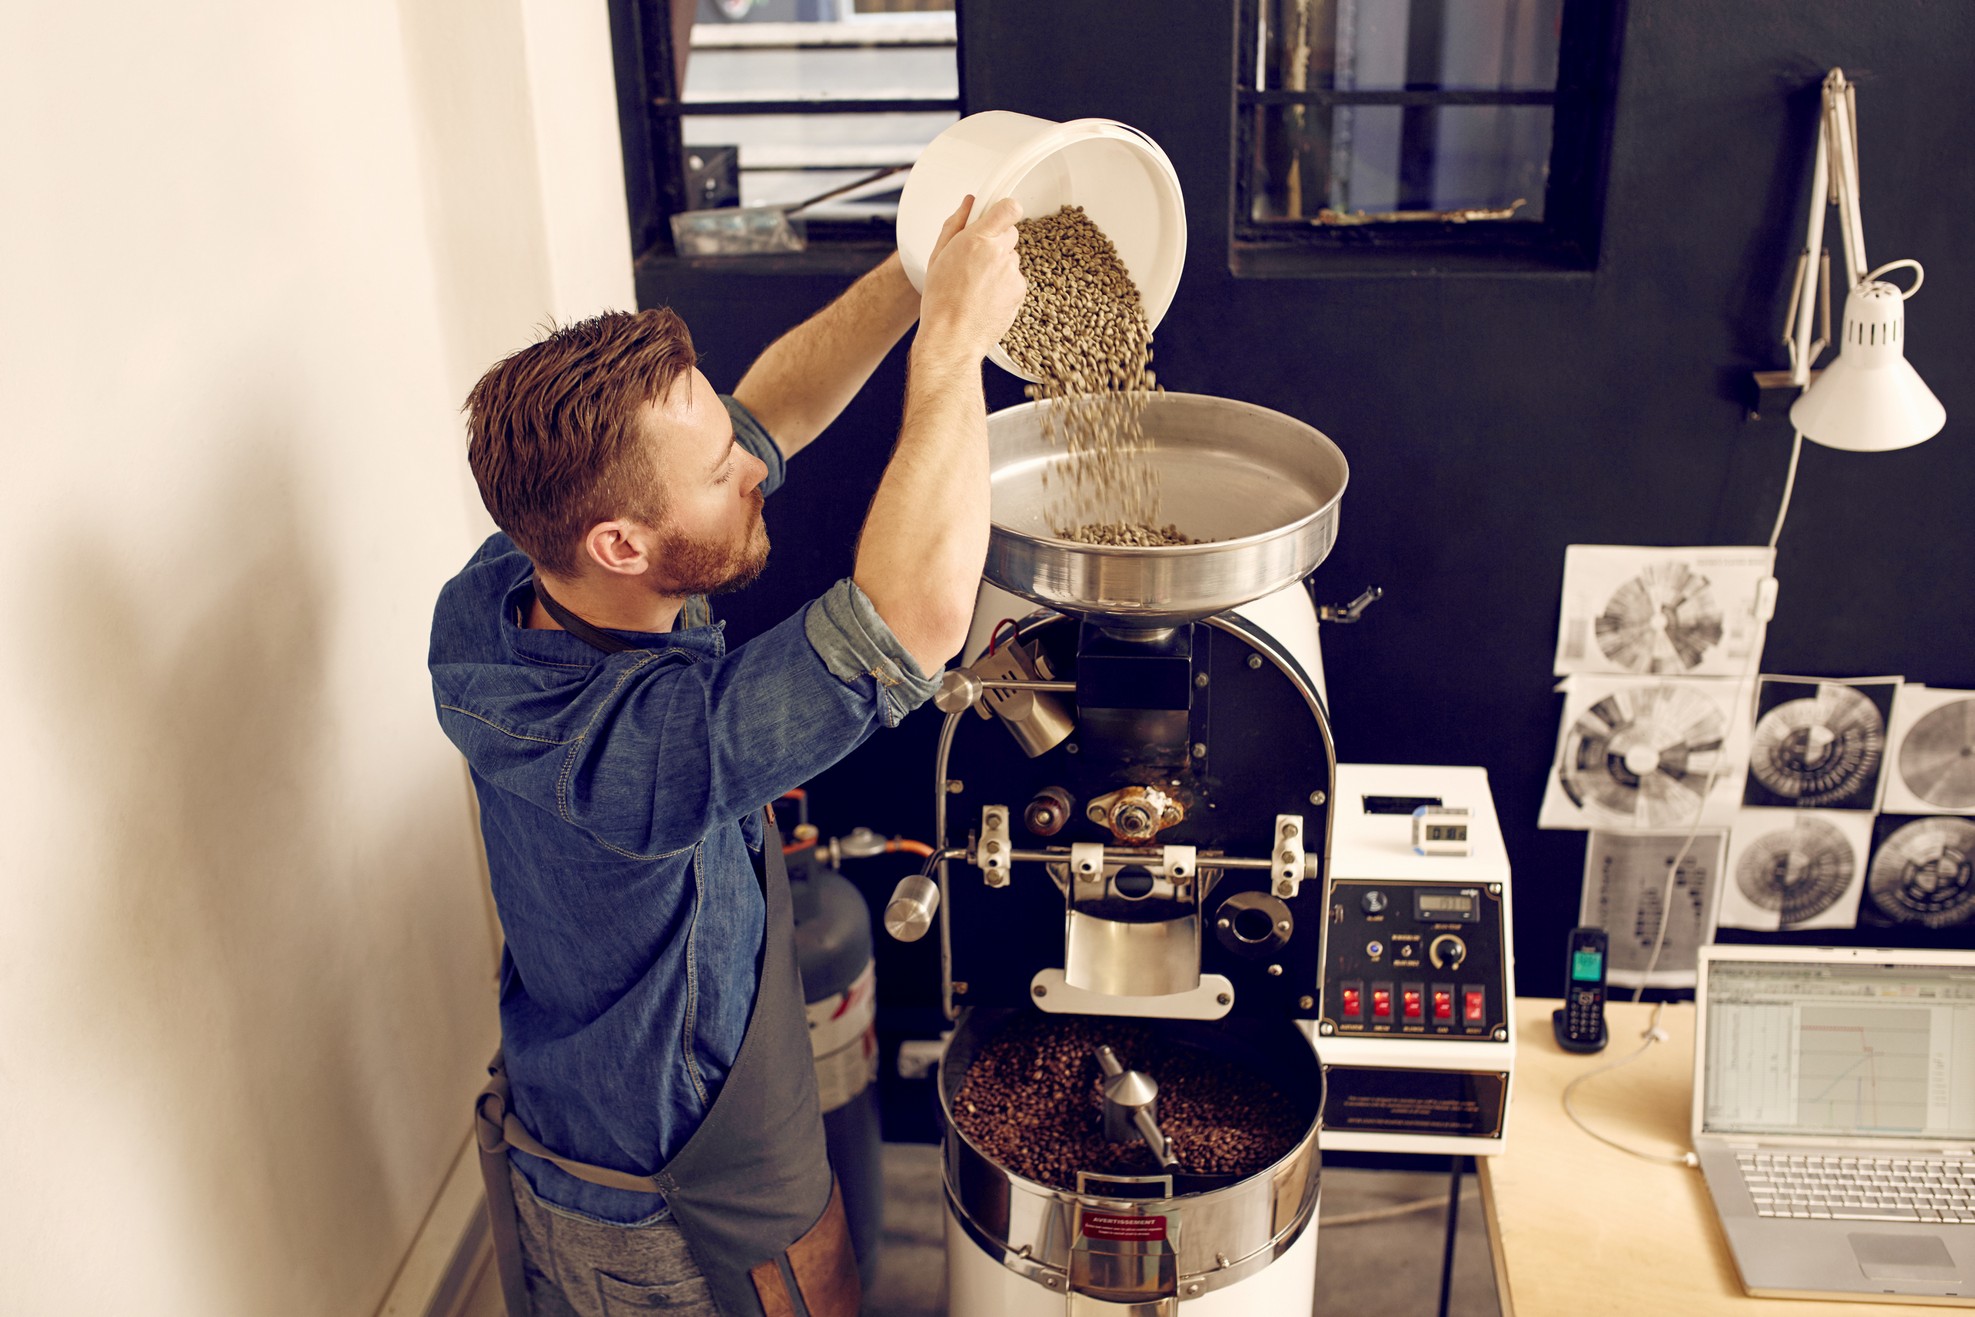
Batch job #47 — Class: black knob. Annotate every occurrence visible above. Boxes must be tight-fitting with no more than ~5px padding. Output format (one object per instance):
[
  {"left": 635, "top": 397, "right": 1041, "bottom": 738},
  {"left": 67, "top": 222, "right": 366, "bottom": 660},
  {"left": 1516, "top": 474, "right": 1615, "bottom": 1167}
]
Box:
[
  {"left": 1429, "top": 934, "right": 1467, "bottom": 970},
  {"left": 1360, "top": 890, "right": 1389, "bottom": 915}
]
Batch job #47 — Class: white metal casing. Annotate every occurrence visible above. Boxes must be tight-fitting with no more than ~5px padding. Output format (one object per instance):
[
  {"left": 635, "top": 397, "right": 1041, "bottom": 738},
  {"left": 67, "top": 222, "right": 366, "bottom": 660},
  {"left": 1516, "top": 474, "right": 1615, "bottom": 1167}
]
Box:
[{"left": 1311, "top": 764, "right": 1517, "bottom": 1157}]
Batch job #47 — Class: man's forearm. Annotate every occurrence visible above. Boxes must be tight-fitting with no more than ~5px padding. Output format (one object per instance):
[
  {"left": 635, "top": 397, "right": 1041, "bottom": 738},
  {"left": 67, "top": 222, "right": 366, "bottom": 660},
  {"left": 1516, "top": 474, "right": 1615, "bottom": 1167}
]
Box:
[
  {"left": 731, "top": 253, "right": 921, "bottom": 459},
  {"left": 852, "top": 344, "right": 989, "bottom": 675}
]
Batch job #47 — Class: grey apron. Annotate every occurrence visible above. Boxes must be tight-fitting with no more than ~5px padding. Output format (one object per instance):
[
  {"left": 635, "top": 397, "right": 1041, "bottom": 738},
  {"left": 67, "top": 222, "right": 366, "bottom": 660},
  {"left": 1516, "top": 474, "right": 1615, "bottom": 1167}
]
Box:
[{"left": 472, "top": 578, "right": 858, "bottom": 1317}]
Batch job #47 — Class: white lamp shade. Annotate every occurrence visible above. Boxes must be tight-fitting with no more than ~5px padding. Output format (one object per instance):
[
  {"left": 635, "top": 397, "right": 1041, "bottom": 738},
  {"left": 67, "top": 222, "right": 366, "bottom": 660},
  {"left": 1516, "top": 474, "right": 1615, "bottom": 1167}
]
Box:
[{"left": 1791, "top": 280, "right": 1947, "bottom": 451}]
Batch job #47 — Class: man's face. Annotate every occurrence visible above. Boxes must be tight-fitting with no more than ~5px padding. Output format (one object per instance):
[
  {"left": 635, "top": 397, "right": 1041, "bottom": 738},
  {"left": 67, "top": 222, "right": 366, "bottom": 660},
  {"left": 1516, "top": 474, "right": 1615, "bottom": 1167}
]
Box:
[{"left": 635, "top": 367, "right": 771, "bottom": 598}]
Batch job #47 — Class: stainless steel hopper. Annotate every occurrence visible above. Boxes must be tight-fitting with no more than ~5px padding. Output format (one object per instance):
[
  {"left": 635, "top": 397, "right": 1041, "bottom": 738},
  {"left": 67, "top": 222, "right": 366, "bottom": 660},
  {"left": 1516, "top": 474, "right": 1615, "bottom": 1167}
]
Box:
[{"left": 984, "top": 392, "right": 1348, "bottom": 630}]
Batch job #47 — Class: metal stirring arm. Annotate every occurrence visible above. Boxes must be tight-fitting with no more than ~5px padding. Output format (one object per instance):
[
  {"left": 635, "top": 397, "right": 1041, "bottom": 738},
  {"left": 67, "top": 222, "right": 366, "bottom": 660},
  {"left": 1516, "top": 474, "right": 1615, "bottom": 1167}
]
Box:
[{"left": 1095, "top": 1045, "right": 1179, "bottom": 1169}]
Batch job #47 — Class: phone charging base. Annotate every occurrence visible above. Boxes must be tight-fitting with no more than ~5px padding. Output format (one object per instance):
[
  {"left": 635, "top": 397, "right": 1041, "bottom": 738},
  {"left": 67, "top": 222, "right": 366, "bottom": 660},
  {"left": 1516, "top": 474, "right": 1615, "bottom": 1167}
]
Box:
[{"left": 1552, "top": 1007, "right": 1608, "bottom": 1054}]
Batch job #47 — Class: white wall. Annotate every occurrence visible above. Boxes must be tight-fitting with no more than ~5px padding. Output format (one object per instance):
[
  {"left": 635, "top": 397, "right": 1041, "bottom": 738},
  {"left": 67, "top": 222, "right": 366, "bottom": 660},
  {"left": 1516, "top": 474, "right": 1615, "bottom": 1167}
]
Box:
[{"left": 0, "top": 3, "right": 633, "bottom": 1313}]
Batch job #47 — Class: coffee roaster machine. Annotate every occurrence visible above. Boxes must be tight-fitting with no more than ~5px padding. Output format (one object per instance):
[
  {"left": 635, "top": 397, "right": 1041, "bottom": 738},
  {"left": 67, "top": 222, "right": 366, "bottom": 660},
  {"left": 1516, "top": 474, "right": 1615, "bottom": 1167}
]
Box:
[{"left": 881, "top": 394, "right": 1517, "bottom": 1314}]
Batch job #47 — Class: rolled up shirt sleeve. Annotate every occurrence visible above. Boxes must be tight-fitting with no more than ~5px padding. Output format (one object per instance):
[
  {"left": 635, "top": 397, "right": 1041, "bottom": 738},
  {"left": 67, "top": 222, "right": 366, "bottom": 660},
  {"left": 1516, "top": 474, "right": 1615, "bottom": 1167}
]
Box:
[
  {"left": 722, "top": 395, "right": 786, "bottom": 496},
  {"left": 805, "top": 578, "right": 941, "bottom": 728}
]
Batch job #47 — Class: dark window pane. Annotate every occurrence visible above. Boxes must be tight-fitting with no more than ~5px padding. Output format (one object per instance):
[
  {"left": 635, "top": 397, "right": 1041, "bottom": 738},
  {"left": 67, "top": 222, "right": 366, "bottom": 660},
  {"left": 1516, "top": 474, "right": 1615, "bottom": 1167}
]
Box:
[
  {"left": 1252, "top": 0, "right": 1562, "bottom": 93},
  {"left": 1247, "top": 103, "right": 1551, "bottom": 222}
]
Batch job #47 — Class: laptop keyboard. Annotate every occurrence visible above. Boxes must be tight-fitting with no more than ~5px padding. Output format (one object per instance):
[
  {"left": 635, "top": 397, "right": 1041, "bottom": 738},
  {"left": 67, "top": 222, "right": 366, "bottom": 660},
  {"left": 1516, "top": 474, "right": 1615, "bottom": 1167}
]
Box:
[{"left": 1738, "top": 1152, "right": 1975, "bottom": 1223}]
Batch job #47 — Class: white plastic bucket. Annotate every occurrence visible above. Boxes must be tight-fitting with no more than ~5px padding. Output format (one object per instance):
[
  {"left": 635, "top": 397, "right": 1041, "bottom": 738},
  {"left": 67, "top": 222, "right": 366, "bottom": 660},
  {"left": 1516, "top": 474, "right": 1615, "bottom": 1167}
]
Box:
[{"left": 896, "top": 111, "right": 1187, "bottom": 380}]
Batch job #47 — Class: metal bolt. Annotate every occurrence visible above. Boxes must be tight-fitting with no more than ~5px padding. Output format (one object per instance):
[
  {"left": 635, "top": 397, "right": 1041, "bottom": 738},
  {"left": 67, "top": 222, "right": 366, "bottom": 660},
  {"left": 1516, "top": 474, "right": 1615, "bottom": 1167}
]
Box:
[
  {"left": 1194, "top": 672, "right": 1210, "bottom": 688},
  {"left": 1278, "top": 850, "right": 1295, "bottom": 866},
  {"left": 985, "top": 811, "right": 1002, "bottom": 826},
  {"left": 1187, "top": 1283, "right": 1201, "bottom": 1296},
  {"left": 947, "top": 779, "right": 965, "bottom": 795},
  {"left": 985, "top": 840, "right": 1002, "bottom": 854},
  {"left": 1216, "top": 992, "right": 1231, "bottom": 1006},
  {"left": 1299, "top": 995, "right": 1315, "bottom": 1010},
  {"left": 1318, "top": 1020, "right": 1334, "bottom": 1035},
  {"left": 1308, "top": 790, "right": 1326, "bottom": 806},
  {"left": 1489, "top": 883, "right": 1502, "bottom": 895},
  {"left": 1494, "top": 1026, "right": 1508, "bottom": 1041},
  {"left": 1277, "top": 880, "right": 1295, "bottom": 896},
  {"left": 1277, "top": 919, "right": 1291, "bottom": 933},
  {"left": 1280, "top": 820, "right": 1300, "bottom": 838},
  {"left": 1217, "top": 917, "right": 1231, "bottom": 930},
  {"left": 1033, "top": 984, "right": 1048, "bottom": 998},
  {"left": 1065, "top": 742, "right": 1079, "bottom": 755},
  {"left": 1267, "top": 963, "right": 1283, "bottom": 977},
  {"left": 1247, "top": 654, "right": 1263, "bottom": 670},
  {"left": 1191, "top": 742, "right": 1208, "bottom": 759}
]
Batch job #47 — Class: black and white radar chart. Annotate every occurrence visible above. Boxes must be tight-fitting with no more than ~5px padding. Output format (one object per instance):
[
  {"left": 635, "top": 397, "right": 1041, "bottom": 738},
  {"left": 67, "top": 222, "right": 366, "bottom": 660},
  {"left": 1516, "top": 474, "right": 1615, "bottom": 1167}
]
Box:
[
  {"left": 1554, "top": 545, "right": 1774, "bottom": 678},
  {"left": 1885, "top": 686, "right": 1975, "bottom": 815},
  {"left": 1540, "top": 676, "right": 1751, "bottom": 831}
]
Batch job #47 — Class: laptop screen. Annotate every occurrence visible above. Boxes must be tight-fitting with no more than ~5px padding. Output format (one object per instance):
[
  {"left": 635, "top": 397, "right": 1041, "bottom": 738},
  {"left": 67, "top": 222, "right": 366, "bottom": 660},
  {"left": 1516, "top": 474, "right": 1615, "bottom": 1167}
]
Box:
[{"left": 1703, "top": 957, "right": 1975, "bottom": 1141}]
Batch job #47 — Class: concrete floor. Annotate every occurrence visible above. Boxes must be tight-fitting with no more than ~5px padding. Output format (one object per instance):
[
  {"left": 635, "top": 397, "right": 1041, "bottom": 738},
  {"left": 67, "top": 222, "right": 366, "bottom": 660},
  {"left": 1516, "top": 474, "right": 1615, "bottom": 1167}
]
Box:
[{"left": 460, "top": 1143, "right": 1501, "bottom": 1316}]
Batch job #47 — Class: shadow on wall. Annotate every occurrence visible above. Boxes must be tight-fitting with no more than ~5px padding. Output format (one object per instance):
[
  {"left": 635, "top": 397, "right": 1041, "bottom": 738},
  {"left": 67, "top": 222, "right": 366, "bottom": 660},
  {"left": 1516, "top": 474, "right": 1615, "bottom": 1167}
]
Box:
[{"left": 36, "top": 439, "right": 491, "bottom": 1313}]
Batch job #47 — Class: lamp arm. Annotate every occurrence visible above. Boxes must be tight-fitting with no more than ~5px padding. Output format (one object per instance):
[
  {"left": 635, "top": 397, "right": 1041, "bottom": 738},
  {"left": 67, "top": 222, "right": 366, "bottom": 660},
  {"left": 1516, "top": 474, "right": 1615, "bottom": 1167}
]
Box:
[
  {"left": 1826, "top": 70, "right": 1868, "bottom": 288},
  {"left": 1787, "top": 108, "right": 1832, "bottom": 386}
]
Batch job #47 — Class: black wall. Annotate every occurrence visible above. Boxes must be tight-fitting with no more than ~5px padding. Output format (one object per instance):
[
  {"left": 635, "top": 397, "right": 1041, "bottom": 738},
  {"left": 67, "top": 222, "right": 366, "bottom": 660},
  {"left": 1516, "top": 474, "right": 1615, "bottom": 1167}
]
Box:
[{"left": 636, "top": 2, "right": 1975, "bottom": 1037}]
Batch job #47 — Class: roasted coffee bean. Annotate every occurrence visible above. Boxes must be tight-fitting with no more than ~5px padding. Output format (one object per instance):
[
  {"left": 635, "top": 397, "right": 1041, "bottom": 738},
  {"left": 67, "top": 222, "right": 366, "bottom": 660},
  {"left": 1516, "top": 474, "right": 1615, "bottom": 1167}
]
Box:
[{"left": 949, "top": 1015, "right": 1307, "bottom": 1191}]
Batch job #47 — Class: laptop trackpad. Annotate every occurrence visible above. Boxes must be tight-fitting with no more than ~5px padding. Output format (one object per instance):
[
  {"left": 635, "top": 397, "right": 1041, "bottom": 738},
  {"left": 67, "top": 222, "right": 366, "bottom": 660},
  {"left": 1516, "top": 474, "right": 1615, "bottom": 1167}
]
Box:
[{"left": 1850, "top": 1232, "right": 1960, "bottom": 1282}]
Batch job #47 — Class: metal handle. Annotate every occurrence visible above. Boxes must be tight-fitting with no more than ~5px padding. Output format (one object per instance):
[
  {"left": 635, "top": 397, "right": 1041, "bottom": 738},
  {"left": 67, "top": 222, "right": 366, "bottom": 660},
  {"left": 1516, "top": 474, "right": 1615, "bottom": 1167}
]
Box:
[
  {"left": 1317, "top": 584, "right": 1383, "bottom": 624},
  {"left": 883, "top": 858, "right": 941, "bottom": 942}
]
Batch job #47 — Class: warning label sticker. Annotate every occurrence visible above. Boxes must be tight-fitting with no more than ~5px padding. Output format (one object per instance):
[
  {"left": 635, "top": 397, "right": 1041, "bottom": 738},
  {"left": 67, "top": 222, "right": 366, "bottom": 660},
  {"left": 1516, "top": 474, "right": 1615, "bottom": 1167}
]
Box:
[{"left": 1080, "top": 1213, "right": 1168, "bottom": 1242}]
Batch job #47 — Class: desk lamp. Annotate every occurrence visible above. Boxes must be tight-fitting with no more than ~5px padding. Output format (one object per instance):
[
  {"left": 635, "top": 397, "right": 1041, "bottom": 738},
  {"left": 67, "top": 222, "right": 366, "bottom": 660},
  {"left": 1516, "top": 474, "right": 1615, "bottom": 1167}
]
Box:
[{"left": 1780, "top": 68, "right": 1945, "bottom": 452}]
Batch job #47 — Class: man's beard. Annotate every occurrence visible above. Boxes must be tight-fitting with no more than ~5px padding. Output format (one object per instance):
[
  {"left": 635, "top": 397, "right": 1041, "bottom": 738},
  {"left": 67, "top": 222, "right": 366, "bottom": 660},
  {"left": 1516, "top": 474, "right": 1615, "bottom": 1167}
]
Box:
[{"left": 649, "top": 497, "right": 769, "bottom": 597}]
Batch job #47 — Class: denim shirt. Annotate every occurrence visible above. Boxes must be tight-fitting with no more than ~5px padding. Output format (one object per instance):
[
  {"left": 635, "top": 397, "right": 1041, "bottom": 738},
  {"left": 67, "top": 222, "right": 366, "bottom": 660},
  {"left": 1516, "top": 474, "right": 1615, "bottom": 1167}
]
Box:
[{"left": 428, "top": 397, "right": 939, "bottom": 1223}]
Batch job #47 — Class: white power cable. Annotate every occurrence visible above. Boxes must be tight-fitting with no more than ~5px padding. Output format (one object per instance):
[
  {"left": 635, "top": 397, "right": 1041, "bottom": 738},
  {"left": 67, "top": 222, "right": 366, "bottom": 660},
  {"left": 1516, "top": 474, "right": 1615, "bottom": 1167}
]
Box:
[
  {"left": 1560, "top": 1003, "right": 1700, "bottom": 1168},
  {"left": 1323, "top": 1195, "right": 1457, "bottom": 1228},
  {"left": 1767, "top": 428, "right": 1805, "bottom": 552},
  {"left": 1568, "top": 414, "right": 1804, "bottom": 1163},
  {"left": 1625, "top": 426, "right": 1798, "bottom": 999}
]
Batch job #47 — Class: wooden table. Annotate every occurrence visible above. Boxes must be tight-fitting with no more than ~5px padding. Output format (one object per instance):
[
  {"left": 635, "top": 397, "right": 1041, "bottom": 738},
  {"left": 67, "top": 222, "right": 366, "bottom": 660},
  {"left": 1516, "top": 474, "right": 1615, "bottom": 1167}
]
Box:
[{"left": 1479, "top": 997, "right": 1936, "bottom": 1315}]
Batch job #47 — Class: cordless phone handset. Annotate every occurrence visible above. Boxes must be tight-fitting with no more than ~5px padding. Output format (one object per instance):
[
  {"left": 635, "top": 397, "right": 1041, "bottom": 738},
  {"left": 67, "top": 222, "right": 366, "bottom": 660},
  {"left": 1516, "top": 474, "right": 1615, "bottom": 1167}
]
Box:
[{"left": 1552, "top": 926, "right": 1609, "bottom": 1053}]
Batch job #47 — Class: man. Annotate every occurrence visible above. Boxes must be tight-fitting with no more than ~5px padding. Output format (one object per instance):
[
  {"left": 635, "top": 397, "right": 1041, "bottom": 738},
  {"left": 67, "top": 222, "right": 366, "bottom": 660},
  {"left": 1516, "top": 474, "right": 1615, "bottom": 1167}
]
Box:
[{"left": 429, "top": 196, "right": 1025, "bottom": 1317}]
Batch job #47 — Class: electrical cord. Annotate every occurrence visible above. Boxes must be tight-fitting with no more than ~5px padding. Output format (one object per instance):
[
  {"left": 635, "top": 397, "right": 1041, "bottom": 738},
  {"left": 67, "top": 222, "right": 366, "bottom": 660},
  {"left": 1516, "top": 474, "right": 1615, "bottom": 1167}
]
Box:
[
  {"left": 1560, "top": 1003, "right": 1700, "bottom": 1168},
  {"left": 1323, "top": 1194, "right": 1463, "bottom": 1228},
  {"left": 1624, "top": 426, "right": 1797, "bottom": 1000},
  {"left": 1564, "top": 418, "right": 1803, "bottom": 1165}
]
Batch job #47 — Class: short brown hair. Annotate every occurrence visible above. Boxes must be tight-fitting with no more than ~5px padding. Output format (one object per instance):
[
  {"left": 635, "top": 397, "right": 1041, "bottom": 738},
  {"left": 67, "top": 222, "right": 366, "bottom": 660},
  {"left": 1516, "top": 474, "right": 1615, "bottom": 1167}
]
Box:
[{"left": 464, "top": 309, "right": 697, "bottom": 574}]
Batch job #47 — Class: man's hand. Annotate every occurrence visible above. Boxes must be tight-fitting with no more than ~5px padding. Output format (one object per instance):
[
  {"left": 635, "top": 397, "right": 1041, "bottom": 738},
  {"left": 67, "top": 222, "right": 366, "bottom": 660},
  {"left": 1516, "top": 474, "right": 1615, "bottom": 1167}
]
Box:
[{"left": 914, "top": 196, "right": 1027, "bottom": 368}]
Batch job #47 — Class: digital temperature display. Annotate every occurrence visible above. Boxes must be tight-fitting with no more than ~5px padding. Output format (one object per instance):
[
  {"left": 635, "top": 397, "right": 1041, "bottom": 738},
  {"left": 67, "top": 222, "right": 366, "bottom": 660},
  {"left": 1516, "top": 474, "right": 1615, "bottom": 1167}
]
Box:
[{"left": 1413, "top": 890, "right": 1479, "bottom": 922}]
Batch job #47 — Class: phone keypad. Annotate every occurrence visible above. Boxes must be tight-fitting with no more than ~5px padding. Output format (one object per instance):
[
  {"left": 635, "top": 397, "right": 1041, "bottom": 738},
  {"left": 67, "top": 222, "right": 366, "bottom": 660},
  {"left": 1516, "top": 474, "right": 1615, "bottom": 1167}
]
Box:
[{"left": 1566, "top": 986, "right": 1603, "bottom": 1038}]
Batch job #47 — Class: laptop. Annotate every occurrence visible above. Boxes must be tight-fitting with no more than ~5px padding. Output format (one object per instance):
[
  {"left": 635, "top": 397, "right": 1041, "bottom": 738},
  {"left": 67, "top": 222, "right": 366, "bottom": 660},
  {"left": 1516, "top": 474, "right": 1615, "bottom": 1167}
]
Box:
[{"left": 1695, "top": 944, "right": 1975, "bottom": 1304}]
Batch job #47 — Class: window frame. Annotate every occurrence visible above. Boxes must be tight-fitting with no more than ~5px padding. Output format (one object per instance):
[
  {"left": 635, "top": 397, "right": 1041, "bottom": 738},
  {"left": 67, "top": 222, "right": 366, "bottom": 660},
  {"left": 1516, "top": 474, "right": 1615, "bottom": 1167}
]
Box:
[
  {"left": 1231, "top": 0, "right": 1626, "bottom": 275},
  {"left": 609, "top": 0, "right": 963, "bottom": 262}
]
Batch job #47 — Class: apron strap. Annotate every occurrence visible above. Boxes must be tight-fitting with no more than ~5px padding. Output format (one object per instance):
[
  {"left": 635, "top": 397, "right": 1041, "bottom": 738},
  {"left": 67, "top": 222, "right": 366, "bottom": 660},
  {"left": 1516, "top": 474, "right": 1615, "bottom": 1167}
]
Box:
[
  {"left": 531, "top": 574, "right": 637, "bottom": 654},
  {"left": 473, "top": 1055, "right": 531, "bottom": 1317},
  {"left": 473, "top": 1049, "right": 674, "bottom": 1317}
]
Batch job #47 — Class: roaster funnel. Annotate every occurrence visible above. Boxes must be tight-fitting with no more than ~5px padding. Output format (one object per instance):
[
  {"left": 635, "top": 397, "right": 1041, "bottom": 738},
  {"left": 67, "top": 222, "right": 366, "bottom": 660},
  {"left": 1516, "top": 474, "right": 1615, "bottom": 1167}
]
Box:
[{"left": 984, "top": 392, "right": 1348, "bottom": 630}]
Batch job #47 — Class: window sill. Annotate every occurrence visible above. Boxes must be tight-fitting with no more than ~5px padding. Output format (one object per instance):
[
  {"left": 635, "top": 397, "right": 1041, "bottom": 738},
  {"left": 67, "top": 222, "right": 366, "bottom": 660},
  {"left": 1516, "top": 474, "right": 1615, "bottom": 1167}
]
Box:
[
  {"left": 636, "top": 242, "right": 896, "bottom": 279},
  {"left": 1230, "top": 240, "right": 1598, "bottom": 280}
]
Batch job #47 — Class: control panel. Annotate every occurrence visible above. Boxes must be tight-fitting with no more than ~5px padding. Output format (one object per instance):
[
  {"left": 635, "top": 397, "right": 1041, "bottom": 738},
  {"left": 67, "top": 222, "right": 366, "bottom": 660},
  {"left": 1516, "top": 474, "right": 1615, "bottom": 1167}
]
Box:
[
  {"left": 1310, "top": 764, "right": 1517, "bottom": 1155},
  {"left": 1321, "top": 878, "right": 1508, "bottom": 1041}
]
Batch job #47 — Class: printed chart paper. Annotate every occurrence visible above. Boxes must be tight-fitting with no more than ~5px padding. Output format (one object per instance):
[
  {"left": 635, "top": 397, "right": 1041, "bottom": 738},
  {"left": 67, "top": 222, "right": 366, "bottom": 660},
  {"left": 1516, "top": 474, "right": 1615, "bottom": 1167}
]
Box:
[{"left": 1554, "top": 545, "right": 1774, "bottom": 678}]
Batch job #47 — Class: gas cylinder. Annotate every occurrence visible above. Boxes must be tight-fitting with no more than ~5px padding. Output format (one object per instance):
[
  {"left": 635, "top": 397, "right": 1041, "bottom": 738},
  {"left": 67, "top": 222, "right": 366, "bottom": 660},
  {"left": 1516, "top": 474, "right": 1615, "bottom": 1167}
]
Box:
[{"left": 787, "top": 825, "right": 884, "bottom": 1288}]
